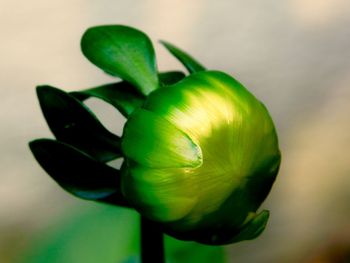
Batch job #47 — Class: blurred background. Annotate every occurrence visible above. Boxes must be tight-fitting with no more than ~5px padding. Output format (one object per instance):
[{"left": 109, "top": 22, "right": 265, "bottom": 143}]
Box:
[{"left": 1, "top": 0, "right": 350, "bottom": 262}]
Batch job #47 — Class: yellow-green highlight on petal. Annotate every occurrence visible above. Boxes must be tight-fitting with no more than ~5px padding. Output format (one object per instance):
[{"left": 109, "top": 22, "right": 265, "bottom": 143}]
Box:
[{"left": 121, "top": 108, "right": 202, "bottom": 169}]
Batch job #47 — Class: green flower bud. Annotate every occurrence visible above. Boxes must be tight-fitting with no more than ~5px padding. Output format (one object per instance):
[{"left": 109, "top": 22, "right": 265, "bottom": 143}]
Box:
[
  {"left": 30, "top": 24, "right": 281, "bottom": 246},
  {"left": 121, "top": 70, "right": 281, "bottom": 245}
]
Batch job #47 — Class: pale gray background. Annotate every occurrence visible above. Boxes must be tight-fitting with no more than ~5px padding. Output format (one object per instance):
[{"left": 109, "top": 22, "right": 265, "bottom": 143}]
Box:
[{"left": 1, "top": 0, "right": 350, "bottom": 262}]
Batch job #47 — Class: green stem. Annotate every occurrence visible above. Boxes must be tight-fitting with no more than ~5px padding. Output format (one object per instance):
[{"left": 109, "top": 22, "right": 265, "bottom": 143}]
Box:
[{"left": 141, "top": 216, "right": 165, "bottom": 263}]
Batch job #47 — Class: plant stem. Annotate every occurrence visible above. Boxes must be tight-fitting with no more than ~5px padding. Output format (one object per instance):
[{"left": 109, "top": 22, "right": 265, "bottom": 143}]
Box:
[{"left": 141, "top": 216, "right": 165, "bottom": 263}]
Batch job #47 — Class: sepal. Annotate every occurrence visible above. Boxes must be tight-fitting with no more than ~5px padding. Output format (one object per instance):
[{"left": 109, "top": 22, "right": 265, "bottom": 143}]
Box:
[
  {"left": 81, "top": 25, "right": 159, "bottom": 95},
  {"left": 29, "top": 139, "right": 128, "bottom": 206},
  {"left": 160, "top": 40, "right": 206, "bottom": 73},
  {"left": 71, "top": 82, "right": 145, "bottom": 118},
  {"left": 37, "top": 85, "right": 121, "bottom": 162}
]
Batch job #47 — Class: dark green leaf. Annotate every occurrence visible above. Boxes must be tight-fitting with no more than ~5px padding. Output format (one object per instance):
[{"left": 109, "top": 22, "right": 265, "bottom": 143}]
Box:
[
  {"left": 29, "top": 139, "right": 128, "bottom": 206},
  {"left": 81, "top": 25, "right": 159, "bottom": 95},
  {"left": 70, "top": 71, "right": 185, "bottom": 117},
  {"left": 71, "top": 82, "right": 145, "bottom": 118},
  {"left": 159, "top": 71, "right": 186, "bottom": 86},
  {"left": 160, "top": 40, "right": 206, "bottom": 73},
  {"left": 37, "top": 85, "right": 121, "bottom": 162}
]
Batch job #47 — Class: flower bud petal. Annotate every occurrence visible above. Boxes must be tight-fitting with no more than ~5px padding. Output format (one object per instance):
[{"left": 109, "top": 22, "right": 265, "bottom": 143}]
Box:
[
  {"left": 121, "top": 165, "right": 198, "bottom": 222},
  {"left": 122, "top": 108, "right": 202, "bottom": 168}
]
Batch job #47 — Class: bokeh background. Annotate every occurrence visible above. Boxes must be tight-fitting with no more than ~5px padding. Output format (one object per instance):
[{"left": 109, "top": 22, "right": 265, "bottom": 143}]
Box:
[{"left": 1, "top": 0, "right": 350, "bottom": 262}]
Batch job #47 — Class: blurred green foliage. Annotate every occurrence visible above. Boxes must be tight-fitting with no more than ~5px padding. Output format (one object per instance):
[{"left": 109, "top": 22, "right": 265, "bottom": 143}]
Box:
[{"left": 18, "top": 204, "right": 226, "bottom": 263}]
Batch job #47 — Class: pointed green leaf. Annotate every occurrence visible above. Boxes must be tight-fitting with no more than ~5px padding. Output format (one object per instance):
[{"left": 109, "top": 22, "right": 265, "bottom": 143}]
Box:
[
  {"left": 71, "top": 82, "right": 145, "bottom": 118},
  {"left": 160, "top": 40, "right": 206, "bottom": 73},
  {"left": 29, "top": 139, "right": 128, "bottom": 206},
  {"left": 37, "top": 85, "right": 121, "bottom": 162},
  {"left": 81, "top": 25, "right": 159, "bottom": 95}
]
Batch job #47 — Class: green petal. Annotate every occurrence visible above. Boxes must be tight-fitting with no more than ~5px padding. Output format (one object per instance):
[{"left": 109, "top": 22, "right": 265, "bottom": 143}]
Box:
[
  {"left": 71, "top": 82, "right": 145, "bottom": 118},
  {"left": 121, "top": 109, "right": 202, "bottom": 168},
  {"left": 29, "top": 139, "right": 127, "bottom": 206},
  {"left": 160, "top": 40, "right": 206, "bottom": 73},
  {"left": 186, "top": 210, "right": 270, "bottom": 245},
  {"left": 230, "top": 210, "right": 270, "bottom": 243},
  {"left": 37, "top": 85, "right": 121, "bottom": 162},
  {"left": 81, "top": 25, "right": 159, "bottom": 95},
  {"left": 122, "top": 166, "right": 198, "bottom": 222}
]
